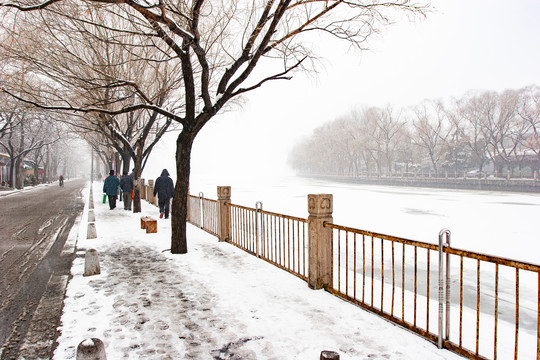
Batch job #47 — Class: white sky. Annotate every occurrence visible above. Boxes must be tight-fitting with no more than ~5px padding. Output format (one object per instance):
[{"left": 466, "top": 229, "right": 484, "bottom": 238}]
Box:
[{"left": 145, "top": 0, "right": 540, "bottom": 185}]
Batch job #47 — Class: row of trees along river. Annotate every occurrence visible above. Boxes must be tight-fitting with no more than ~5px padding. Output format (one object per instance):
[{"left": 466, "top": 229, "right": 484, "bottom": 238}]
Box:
[{"left": 288, "top": 85, "right": 540, "bottom": 179}]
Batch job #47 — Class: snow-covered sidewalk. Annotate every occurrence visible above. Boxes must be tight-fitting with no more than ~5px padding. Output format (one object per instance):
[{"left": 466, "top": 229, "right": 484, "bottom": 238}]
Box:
[{"left": 54, "top": 183, "right": 461, "bottom": 359}]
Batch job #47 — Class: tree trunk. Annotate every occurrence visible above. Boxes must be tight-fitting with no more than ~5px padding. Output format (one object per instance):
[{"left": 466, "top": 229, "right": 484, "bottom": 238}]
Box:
[
  {"left": 170, "top": 130, "right": 194, "bottom": 254},
  {"left": 8, "top": 159, "right": 15, "bottom": 188},
  {"left": 45, "top": 145, "right": 50, "bottom": 183},
  {"left": 121, "top": 150, "right": 131, "bottom": 176},
  {"left": 132, "top": 148, "right": 143, "bottom": 213},
  {"left": 15, "top": 158, "right": 23, "bottom": 189}
]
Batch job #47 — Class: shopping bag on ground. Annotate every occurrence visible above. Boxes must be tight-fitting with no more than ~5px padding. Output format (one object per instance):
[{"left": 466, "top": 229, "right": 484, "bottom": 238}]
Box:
[{"left": 103, "top": 194, "right": 107, "bottom": 203}]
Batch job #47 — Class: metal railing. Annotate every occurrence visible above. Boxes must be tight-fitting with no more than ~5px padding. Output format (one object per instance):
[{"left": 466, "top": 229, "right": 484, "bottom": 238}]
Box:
[
  {"left": 444, "top": 245, "right": 540, "bottom": 360},
  {"left": 185, "top": 190, "right": 539, "bottom": 359},
  {"left": 188, "top": 194, "right": 201, "bottom": 227},
  {"left": 325, "top": 222, "right": 540, "bottom": 360},
  {"left": 228, "top": 202, "right": 308, "bottom": 281},
  {"left": 188, "top": 193, "right": 219, "bottom": 236}
]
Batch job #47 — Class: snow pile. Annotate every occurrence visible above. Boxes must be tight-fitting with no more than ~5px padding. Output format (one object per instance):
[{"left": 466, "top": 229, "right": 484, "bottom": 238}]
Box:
[{"left": 53, "top": 183, "right": 461, "bottom": 359}]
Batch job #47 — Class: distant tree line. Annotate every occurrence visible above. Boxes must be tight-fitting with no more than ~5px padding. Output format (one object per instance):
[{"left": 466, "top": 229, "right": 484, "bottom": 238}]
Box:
[
  {"left": 289, "top": 85, "right": 540, "bottom": 178},
  {"left": 0, "top": 94, "right": 84, "bottom": 188}
]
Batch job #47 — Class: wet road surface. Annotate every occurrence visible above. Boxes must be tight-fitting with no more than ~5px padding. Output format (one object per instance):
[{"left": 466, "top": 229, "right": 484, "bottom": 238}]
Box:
[{"left": 0, "top": 179, "right": 85, "bottom": 359}]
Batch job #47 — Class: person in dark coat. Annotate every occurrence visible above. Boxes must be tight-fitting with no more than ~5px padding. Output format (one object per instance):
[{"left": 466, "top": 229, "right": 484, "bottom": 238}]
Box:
[
  {"left": 103, "top": 170, "right": 120, "bottom": 210},
  {"left": 153, "top": 169, "right": 175, "bottom": 219},
  {"left": 120, "top": 171, "right": 134, "bottom": 211}
]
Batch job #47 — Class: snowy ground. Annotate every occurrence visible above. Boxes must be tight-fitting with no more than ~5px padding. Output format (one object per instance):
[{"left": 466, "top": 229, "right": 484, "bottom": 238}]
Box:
[{"left": 53, "top": 182, "right": 463, "bottom": 360}]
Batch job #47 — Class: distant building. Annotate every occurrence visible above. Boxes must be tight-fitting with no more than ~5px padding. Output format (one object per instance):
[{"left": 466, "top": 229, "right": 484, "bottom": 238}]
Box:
[{"left": 23, "top": 159, "right": 44, "bottom": 182}]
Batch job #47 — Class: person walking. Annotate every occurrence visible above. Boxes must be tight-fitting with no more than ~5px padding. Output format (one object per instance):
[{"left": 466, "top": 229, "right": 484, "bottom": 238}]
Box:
[
  {"left": 103, "top": 170, "right": 120, "bottom": 210},
  {"left": 120, "top": 171, "right": 134, "bottom": 211},
  {"left": 153, "top": 169, "right": 174, "bottom": 219}
]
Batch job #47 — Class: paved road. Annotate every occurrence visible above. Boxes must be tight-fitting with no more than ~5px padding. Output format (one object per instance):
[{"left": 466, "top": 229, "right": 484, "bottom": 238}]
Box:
[{"left": 0, "top": 179, "right": 86, "bottom": 360}]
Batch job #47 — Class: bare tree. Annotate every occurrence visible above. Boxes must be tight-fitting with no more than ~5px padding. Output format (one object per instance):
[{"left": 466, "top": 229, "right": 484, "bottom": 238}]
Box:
[
  {"left": 27, "top": 119, "right": 64, "bottom": 182},
  {"left": 411, "top": 100, "right": 450, "bottom": 176},
  {"left": 517, "top": 85, "right": 540, "bottom": 175},
  {"left": 453, "top": 92, "right": 490, "bottom": 176},
  {"left": 475, "top": 90, "right": 526, "bottom": 176},
  {"left": 0, "top": 110, "right": 58, "bottom": 187},
  {"left": 1, "top": 5, "right": 181, "bottom": 211},
  {"left": 375, "top": 106, "right": 407, "bottom": 175},
  {"left": 351, "top": 108, "right": 379, "bottom": 176},
  {"left": 443, "top": 107, "right": 470, "bottom": 177},
  {"left": 0, "top": 0, "right": 429, "bottom": 253}
]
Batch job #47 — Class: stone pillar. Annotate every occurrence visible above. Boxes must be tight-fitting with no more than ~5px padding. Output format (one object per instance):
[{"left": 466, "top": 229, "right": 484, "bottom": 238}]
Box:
[
  {"left": 217, "top": 186, "right": 231, "bottom": 242},
  {"left": 148, "top": 180, "right": 154, "bottom": 203},
  {"left": 307, "top": 194, "right": 333, "bottom": 290}
]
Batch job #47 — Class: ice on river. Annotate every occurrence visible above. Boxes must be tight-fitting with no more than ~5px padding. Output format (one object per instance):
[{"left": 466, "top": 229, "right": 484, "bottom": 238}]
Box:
[{"left": 191, "top": 174, "right": 540, "bottom": 265}]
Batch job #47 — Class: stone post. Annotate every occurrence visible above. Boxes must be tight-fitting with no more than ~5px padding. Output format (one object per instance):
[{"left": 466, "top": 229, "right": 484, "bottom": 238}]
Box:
[
  {"left": 148, "top": 180, "right": 154, "bottom": 203},
  {"left": 76, "top": 338, "right": 107, "bottom": 360},
  {"left": 139, "top": 178, "right": 145, "bottom": 200},
  {"left": 320, "top": 350, "right": 340, "bottom": 360},
  {"left": 217, "top": 186, "right": 231, "bottom": 242},
  {"left": 84, "top": 249, "right": 101, "bottom": 277},
  {"left": 307, "top": 194, "right": 333, "bottom": 290}
]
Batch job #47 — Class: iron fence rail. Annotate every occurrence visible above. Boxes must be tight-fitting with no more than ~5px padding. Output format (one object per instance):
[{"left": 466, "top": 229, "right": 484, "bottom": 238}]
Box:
[
  {"left": 325, "top": 222, "right": 441, "bottom": 344},
  {"left": 325, "top": 222, "right": 540, "bottom": 360},
  {"left": 186, "top": 191, "right": 539, "bottom": 360},
  {"left": 188, "top": 194, "right": 219, "bottom": 236},
  {"left": 188, "top": 194, "right": 201, "bottom": 227},
  {"left": 443, "top": 246, "right": 540, "bottom": 360},
  {"left": 227, "top": 203, "right": 308, "bottom": 281}
]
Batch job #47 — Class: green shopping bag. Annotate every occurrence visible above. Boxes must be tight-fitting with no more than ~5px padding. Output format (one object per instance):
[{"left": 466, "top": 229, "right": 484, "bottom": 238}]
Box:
[{"left": 103, "top": 194, "right": 107, "bottom": 204}]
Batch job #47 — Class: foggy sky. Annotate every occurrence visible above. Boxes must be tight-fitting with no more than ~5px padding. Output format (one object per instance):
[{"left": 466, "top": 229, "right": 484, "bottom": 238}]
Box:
[{"left": 144, "top": 0, "right": 540, "bottom": 185}]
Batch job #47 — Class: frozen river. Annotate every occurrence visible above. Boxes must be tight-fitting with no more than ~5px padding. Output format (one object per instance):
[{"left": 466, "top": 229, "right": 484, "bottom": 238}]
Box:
[{"left": 191, "top": 174, "right": 540, "bottom": 265}]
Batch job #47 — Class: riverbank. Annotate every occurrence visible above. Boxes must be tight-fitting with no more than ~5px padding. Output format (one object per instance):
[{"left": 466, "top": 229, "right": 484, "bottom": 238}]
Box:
[{"left": 299, "top": 174, "right": 540, "bottom": 193}]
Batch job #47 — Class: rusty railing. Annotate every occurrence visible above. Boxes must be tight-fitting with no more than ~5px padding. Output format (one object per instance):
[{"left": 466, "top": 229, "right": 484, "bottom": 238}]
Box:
[
  {"left": 185, "top": 190, "right": 539, "bottom": 359},
  {"left": 325, "top": 222, "right": 540, "bottom": 360},
  {"left": 227, "top": 202, "right": 308, "bottom": 281},
  {"left": 444, "top": 245, "right": 540, "bottom": 360},
  {"left": 188, "top": 193, "right": 219, "bottom": 236}
]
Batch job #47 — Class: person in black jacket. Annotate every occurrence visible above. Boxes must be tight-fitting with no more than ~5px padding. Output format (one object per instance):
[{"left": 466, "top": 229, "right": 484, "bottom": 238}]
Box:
[
  {"left": 153, "top": 169, "right": 175, "bottom": 219},
  {"left": 120, "top": 171, "right": 134, "bottom": 210}
]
